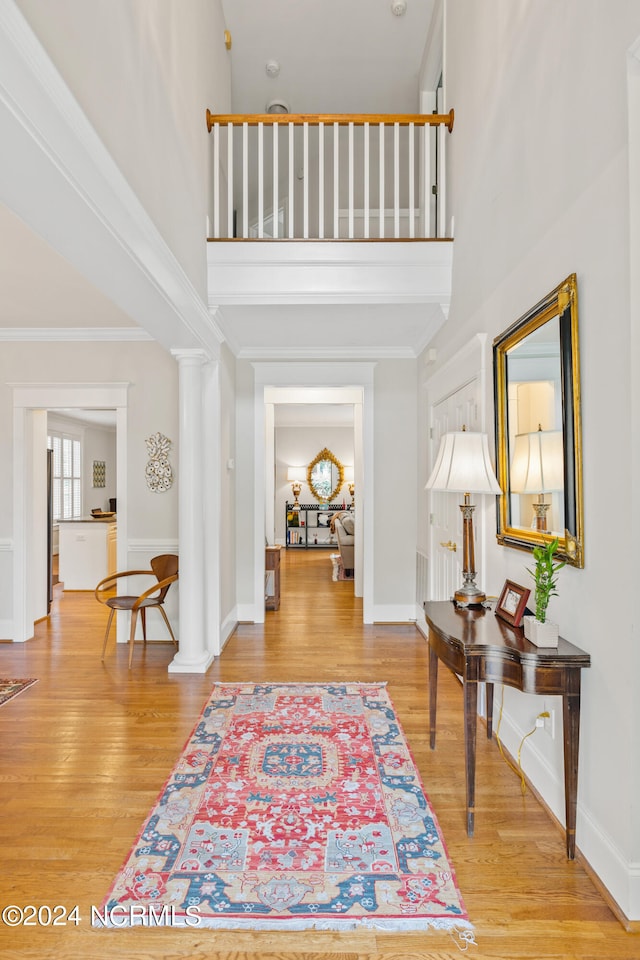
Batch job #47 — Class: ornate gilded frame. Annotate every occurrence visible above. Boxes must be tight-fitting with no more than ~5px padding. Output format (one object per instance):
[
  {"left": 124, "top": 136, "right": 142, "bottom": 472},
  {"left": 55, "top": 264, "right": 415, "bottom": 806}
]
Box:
[
  {"left": 307, "top": 447, "right": 345, "bottom": 503},
  {"left": 493, "top": 273, "right": 584, "bottom": 567}
]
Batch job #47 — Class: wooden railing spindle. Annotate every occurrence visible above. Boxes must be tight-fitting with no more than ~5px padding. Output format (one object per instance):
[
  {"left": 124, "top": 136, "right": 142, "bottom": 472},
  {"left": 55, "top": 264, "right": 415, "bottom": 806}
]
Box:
[
  {"left": 213, "top": 122, "right": 220, "bottom": 238},
  {"left": 333, "top": 121, "right": 339, "bottom": 239},
  {"left": 379, "top": 122, "right": 385, "bottom": 239},
  {"left": 227, "top": 122, "right": 233, "bottom": 238},
  {"left": 364, "top": 122, "right": 370, "bottom": 239},
  {"left": 288, "top": 122, "right": 294, "bottom": 238},
  {"left": 242, "top": 122, "right": 248, "bottom": 238},
  {"left": 409, "top": 122, "right": 415, "bottom": 239},
  {"left": 272, "top": 123, "right": 279, "bottom": 238},
  {"left": 318, "top": 122, "right": 325, "bottom": 239},
  {"left": 258, "top": 121, "right": 264, "bottom": 238},
  {"left": 394, "top": 121, "right": 400, "bottom": 239},
  {"left": 303, "top": 121, "right": 309, "bottom": 239}
]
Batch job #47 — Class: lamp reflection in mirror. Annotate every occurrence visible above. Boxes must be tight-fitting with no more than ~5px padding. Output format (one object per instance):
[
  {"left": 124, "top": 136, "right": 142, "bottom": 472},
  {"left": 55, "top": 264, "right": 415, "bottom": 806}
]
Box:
[
  {"left": 287, "top": 466, "right": 305, "bottom": 508},
  {"left": 344, "top": 466, "right": 355, "bottom": 504},
  {"left": 510, "top": 426, "right": 563, "bottom": 531},
  {"left": 426, "top": 430, "right": 502, "bottom": 606}
]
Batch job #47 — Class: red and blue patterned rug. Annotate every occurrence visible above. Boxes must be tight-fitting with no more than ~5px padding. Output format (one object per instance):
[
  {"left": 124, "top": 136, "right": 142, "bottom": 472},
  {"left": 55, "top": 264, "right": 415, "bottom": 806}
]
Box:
[
  {"left": 0, "top": 678, "right": 37, "bottom": 708},
  {"left": 101, "top": 682, "right": 472, "bottom": 936}
]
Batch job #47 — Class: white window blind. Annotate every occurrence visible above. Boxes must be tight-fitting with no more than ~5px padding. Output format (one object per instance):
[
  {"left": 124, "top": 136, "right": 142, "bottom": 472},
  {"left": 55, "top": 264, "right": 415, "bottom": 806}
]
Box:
[{"left": 48, "top": 433, "right": 82, "bottom": 520}]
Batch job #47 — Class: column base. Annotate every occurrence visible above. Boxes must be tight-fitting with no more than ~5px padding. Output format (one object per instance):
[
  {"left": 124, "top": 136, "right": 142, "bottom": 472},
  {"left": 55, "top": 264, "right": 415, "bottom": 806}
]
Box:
[{"left": 168, "top": 649, "right": 216, "bottom": 674}]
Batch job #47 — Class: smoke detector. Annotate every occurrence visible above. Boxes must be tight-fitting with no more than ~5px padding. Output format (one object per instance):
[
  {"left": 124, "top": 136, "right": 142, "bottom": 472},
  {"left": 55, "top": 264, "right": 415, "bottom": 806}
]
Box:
[
  {"left": 265, "top": 60, "right": 280, "bottom": 78},
  {"left": 391, "top": 0, "right": 407, "bottom": 15},
  {"left": 266, "top": 99, "right": 290, "bottom": 115}
]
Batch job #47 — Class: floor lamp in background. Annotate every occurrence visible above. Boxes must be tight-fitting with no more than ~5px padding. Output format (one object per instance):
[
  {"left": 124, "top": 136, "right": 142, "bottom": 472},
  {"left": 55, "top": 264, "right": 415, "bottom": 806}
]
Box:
[{"left": 426, "top": 429, "right": 502, "bottom": 606}]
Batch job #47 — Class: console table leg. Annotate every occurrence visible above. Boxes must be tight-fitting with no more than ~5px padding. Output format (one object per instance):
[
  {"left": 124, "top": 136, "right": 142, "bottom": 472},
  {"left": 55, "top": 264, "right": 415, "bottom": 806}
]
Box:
[
  {"left": 486, "top": 682, "right": 494, "bottom": 739},
  {"left": 464, "top": 677, "right": 478, "bottom": 837},
  {"left": 429, "top": 642, "right": 438, "bottom": 750},
  {"left": 562, "top": 689, "right": 581, "bottom": 860}
]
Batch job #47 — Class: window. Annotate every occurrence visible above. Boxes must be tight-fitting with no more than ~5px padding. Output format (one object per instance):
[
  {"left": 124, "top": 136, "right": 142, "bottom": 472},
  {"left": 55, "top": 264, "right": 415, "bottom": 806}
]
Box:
[{"left": 48, "top": 433, "right": 82, "bottom": 521}]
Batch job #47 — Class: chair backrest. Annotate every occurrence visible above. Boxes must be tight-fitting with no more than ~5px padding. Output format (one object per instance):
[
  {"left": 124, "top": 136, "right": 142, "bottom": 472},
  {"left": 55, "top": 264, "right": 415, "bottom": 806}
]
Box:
[{"left": 150, "top": 554, "right": 179, "bottom": 602}]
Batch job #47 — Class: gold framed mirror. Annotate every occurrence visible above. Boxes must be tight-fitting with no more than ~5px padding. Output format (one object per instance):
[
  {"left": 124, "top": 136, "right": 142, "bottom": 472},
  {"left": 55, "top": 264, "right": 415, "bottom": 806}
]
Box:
[
  {"left": 493, "top": 273, "right": 584, "bottom": 567},
  {"left": 307, "top": 448, "right": 344, "bottom": 503}
]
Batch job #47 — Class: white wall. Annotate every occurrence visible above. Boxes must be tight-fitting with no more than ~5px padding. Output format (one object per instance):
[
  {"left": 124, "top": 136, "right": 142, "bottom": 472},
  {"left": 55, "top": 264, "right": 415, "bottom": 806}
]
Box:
[
  {"left": 423, "top": 0, "right": 640, "bottom": 919},
  {"left": 374, "top": 360, "right": 417, "bottom": 610},
  {"left": 275, "top": 426, "right": 354, "bottom": 543},
  {"left": 15, "top": 0, "right": 231, "bottom": 300}
]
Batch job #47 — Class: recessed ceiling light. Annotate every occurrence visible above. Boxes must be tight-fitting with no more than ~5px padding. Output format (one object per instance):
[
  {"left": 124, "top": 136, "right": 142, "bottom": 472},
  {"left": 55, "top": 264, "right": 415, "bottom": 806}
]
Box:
[{"left": 265, "top": 60, "right": 280, "bottom": 78}]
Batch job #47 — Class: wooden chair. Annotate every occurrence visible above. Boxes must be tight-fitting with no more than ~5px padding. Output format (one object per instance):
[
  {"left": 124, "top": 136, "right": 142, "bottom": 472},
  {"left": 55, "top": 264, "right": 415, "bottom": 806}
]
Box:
[{"left": 95, "top": 554, "right": 179, "bottom": 668}]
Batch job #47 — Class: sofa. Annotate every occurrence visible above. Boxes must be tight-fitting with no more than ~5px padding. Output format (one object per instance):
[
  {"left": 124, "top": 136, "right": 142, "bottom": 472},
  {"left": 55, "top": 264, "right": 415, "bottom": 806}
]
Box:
[{"left": 334, "top": 512, "right": 355, "bottom": 572}]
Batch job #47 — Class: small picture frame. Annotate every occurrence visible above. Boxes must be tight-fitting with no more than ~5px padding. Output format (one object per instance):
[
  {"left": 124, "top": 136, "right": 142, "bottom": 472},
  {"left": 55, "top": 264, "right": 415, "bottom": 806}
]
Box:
[
  {"left": 495, "top": 579, "right": 531, "bottom": 627},
  {"left": 92, "top": 460, "right": 106, "bottom": 488}
]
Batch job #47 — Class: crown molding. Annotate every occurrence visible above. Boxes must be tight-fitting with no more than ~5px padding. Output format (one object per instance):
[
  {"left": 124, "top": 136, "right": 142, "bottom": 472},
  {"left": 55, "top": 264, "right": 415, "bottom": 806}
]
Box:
[{"left": 0, "top": 327, "right": 154, "bottom": 342}]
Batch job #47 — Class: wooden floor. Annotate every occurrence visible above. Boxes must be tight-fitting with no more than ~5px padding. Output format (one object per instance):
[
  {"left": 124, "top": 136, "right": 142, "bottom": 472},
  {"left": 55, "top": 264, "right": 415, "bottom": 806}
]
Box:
[{"left": 0, "top": 549, "right": 637, "bottom": 959}]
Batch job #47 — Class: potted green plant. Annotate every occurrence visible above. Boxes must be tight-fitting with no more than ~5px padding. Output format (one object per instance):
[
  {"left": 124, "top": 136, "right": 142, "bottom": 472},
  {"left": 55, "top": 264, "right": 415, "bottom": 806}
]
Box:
[{"left": 522, "top": 538, "right": 565, "bottom": 646}]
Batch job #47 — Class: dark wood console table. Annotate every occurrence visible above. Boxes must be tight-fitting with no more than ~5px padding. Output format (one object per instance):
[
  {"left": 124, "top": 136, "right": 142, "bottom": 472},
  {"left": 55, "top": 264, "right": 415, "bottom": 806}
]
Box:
[{"left": 424, "top": 600, "right": 591, "bottom": 859}]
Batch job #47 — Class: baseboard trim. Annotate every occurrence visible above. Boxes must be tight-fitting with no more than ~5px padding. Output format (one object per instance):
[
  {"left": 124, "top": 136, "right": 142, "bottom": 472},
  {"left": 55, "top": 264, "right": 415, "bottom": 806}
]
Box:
[
  {"left": 0, "top": 620, "right": 14, "bottom": 641},
  {"left": 497, "top": 700, "right": 640, "bottom": 925},
  {"left": 220, "top": 609, "right": 238, "bottom": 651},
  {"left": 371, "top": 603, "right": 417, "bottom": 623},
  {"left": 236, "top": 603, "right": 261, "bottom": 624}
]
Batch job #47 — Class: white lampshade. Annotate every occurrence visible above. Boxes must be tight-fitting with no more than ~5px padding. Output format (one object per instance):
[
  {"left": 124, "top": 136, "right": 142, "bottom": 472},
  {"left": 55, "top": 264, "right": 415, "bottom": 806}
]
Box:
[
  {"left": 343, "top": 466, "right": 355, "bottom": 484},
  {"left": 287, "top": 466, "right": 306, "bottom": 483},
  {"left": 510, "top": 430, "right": 563, "bottom": 494},
  {"left": 426, "top": 431, "right": 502, "bottom": 495}
]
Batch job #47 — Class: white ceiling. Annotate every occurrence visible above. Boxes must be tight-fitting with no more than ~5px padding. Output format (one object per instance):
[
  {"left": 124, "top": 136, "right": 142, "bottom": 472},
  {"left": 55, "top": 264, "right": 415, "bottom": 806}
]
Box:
[
  {"left": 0, "top": 204, "right": 136, "bottom": 330},
  {"left": 221, "top": 0, "right": 436, "bottom": 114}
]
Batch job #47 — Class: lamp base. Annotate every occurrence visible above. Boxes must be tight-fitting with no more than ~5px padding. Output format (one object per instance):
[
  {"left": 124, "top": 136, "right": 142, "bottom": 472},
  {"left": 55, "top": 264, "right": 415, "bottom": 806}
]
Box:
[{"left": 454, "top": 585, "right": 487, "bottom": 607}]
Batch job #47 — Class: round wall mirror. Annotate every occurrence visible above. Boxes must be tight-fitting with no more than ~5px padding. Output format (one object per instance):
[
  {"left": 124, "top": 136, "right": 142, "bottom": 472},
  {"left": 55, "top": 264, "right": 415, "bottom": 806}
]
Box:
[{"left": 307, "top": 448, "right": 344, "bottom": 503}]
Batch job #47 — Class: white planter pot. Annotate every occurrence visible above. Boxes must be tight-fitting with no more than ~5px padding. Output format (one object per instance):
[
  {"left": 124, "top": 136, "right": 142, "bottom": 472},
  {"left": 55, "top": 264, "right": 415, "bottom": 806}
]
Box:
[{"left": 523, "top": 615, "right": 559, "bottom": 647}]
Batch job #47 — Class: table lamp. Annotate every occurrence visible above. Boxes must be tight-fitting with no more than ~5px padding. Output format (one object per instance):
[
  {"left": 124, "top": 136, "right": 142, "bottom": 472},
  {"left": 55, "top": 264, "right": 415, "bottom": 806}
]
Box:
[
  {"left": 287, "top": 466, "right": 305, "bottom": 507},
  {"left": 510, "top": 426, "right": 563, "bottom": 531},
  {"left": 344, "top": 466, "right": 355, "bottom": 504},
  {"left": 426, "top": 429, "right": 502, "bottom": 606}
]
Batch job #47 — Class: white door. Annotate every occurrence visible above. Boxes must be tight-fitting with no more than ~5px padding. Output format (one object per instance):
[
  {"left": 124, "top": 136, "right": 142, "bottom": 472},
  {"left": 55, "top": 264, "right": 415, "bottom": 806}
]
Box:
[{"left": 429, "top": 378, "right": 481, "bottom": 600}]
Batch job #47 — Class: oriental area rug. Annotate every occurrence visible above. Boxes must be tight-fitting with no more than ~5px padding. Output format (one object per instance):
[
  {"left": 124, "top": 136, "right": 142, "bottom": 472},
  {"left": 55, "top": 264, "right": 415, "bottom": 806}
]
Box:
[
  {"left": 100, "top": 682, "right": 472, "bottom": 937},
  {"left": 0, "top": 678, "right": 37, "bottom": 707}
]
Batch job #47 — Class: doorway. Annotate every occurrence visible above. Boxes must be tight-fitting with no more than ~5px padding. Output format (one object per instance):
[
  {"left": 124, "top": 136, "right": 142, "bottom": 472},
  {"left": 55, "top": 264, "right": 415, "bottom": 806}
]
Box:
[
  {"left": 47, "top": 407, "right": 117, "bottom": 597},
  {"left": 253, "top": 363, "right": 375, "bottom": 624},
  {"left": 274, "top": 401, "right": 355, "bottom": 601},
  {"left": 11, "top": 383, "right": 128, "bottom": 643}
]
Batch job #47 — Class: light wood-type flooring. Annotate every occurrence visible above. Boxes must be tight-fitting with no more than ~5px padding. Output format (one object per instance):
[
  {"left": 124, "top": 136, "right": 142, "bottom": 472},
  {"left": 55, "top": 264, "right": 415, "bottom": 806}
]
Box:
[{"left": 0, "top": 548, "right": 637, "bottom": 959}]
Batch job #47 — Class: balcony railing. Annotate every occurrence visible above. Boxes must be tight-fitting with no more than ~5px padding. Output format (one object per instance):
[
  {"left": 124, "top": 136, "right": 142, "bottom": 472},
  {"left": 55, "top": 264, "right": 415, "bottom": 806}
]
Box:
[{"left": 206, "top": 110, "right": 454, "bottom": 241}]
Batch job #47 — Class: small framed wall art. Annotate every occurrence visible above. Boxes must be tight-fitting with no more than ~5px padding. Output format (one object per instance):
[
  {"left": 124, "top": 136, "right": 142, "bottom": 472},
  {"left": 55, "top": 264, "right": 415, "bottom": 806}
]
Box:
[
  {"left": 495, "top": 579, "right": 530, "bottom": 628},
  {"left": 92, "top": 460, "right": 106, "bottom": 488}
]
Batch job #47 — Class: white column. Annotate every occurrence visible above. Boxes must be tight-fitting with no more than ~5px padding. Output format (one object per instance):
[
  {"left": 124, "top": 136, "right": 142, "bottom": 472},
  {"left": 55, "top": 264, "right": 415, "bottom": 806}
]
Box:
[{"left": 169, "top": 348, "right": 215, "bottom": 673}]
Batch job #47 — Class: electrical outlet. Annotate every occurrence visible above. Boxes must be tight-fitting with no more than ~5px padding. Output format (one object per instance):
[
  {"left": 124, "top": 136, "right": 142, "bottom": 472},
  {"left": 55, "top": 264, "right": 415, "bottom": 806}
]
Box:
[{"left": 543, "top": 704, "right": 556, "bottom": 739}]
